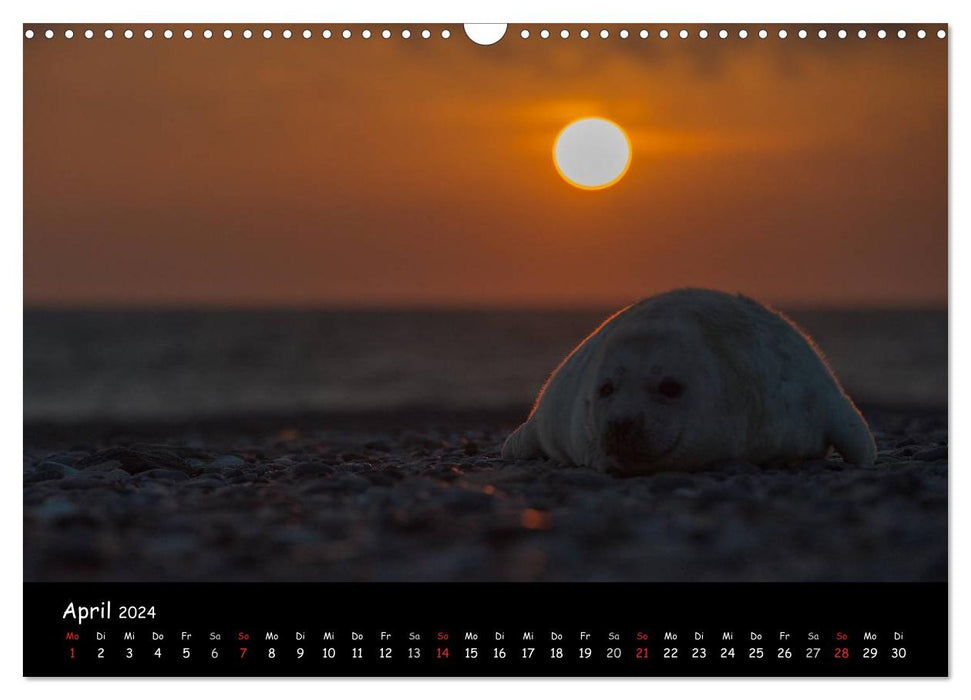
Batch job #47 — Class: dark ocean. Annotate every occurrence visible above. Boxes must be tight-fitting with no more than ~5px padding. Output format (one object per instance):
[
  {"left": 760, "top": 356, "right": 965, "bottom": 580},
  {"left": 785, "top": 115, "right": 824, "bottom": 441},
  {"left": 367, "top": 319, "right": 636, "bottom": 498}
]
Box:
[{"left": 24, "top": 308, "right": 947, "bottom": 423}]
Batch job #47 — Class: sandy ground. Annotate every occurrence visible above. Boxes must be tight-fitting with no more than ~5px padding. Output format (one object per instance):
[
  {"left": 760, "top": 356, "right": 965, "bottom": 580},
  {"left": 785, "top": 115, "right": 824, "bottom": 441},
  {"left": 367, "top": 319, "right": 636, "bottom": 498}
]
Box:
[{"left": 23, "top": 405, "right": 946, "bottom": 582}]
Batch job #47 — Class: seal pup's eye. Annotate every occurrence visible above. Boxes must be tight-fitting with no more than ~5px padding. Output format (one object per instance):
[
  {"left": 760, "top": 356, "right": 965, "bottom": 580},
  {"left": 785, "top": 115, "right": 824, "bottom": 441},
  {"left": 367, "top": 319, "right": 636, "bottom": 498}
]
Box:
[
  {"left": 657, "top": 377, "right": 683, "bottom": 399},
  {"left": 598, "top": 380, "right": 615, "bottom": 398}
]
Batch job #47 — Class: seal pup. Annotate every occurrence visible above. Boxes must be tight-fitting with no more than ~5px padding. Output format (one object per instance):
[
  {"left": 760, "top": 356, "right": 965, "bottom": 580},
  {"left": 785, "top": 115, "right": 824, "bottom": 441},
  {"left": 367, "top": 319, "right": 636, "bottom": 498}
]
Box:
[{"left": 502, "top": 288, "right": 876, "bottom": 474}]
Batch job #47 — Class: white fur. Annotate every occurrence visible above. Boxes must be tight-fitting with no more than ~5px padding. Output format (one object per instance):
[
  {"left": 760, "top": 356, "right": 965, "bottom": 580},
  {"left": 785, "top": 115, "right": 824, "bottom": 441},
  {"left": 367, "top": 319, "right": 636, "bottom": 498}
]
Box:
[{"left": 502, "top": 289, "right": 876, "bottom": 474}]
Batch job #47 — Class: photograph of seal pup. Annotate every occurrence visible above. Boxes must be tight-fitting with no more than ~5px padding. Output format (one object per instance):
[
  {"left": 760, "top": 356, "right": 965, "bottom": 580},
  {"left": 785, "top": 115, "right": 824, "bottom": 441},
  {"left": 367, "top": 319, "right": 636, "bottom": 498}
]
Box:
[{"left": 502, "top": 288, "right": 877, "bottom": 475}]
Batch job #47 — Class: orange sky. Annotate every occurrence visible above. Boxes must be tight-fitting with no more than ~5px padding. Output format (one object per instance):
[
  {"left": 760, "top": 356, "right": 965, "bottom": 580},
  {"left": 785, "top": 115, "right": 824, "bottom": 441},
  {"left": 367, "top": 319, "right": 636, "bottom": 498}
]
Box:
[{"left": 24, "top": 25, "right": 947, "bottom": 308}]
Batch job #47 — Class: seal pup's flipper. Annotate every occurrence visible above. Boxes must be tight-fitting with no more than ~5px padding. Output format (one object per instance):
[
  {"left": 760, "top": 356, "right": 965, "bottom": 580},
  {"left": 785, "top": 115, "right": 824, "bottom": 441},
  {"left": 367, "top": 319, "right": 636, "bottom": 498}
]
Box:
[
  {"left": 502, "top": 421, "right": 543, "bottom": 459},
  {"left": 827, "top": 404, "right": 877, "bottom": 466}
]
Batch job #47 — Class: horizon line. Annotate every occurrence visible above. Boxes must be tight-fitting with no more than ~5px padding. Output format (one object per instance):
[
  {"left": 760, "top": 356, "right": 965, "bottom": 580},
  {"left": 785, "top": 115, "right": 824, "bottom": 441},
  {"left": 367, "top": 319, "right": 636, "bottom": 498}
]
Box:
[{"left": 22, "top": 300, "right": 949, "bottom": 313}]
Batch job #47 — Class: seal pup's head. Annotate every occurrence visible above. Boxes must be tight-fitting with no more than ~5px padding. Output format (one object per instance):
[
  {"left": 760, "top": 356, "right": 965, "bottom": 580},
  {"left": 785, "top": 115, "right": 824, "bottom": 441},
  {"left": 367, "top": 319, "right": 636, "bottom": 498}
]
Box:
[{"left": 586, "top": 317, "right": 730, "bottom": 475}]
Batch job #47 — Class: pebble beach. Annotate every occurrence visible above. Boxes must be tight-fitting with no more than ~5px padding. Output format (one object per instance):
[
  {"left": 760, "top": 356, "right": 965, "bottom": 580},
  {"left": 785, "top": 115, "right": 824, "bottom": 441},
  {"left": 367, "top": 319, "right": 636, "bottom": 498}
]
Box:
[{"left": 24, "top": 404, "right": 947, "bottom": 582}]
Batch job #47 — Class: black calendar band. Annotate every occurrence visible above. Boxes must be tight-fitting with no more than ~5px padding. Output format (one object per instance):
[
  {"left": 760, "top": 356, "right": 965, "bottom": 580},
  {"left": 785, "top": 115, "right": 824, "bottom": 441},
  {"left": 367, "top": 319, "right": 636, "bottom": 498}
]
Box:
[{"left": 24, "top": 582, "right": 947, "bottom": 677}]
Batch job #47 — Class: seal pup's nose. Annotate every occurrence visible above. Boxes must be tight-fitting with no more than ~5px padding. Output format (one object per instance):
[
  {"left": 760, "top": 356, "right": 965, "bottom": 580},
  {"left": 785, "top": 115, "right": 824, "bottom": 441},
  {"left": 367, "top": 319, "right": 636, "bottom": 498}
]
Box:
[{"left": 602, "top": 418, "right": 646, "bottom": 458}]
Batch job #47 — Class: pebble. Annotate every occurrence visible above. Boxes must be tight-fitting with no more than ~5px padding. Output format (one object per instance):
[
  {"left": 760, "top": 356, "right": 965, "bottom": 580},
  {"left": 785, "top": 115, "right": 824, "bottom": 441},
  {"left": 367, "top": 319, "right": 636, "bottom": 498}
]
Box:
[
  {"left": 300, "top": 474, "right": 371, "bottom": 495},
  {"left": 58, "top": 477, "right": 108, "bottom": 490},
  {"left": 103, "top": 469, "right": 132, "bottom": 483},
  {"left": 136, "top": 469, "right": 191, "bottom": 482},
  {"left": 78, "top": 446, "right": 194, "bottom": 475},
  {"left": 24, "top": 468, "right": 71, "bottom": 484},
  {"left": 649, "top": 474, "right": 697, "bottom": 493},
  {"left": 40, "top": 461, "right": 83, "bottom": 474},
  {"left": 45, "top": 451, "right": 89, "bottom": 467},
  {"left": 466, "top": 467, "right": 534, "bottom": 485},
  {"left": 553, "top": 469, "right": 612, "bottom": 489},
  {"left": 291, "top": 462, "right": 336, "bottom": 479},
  {"left": 210, "top": 455, "right": 246, "bottom": 469},
  {"left": 184, "top": 476, "right": 225, "bottom": 489},
  {"left": 80, "top": 460, "right": 126, "bottom": 474},
  {"left": 913, "top": 446, "right": 947, "bottom": 462},
  {"left": 399, "top": 431, "right": 444, "bottom": 449}
]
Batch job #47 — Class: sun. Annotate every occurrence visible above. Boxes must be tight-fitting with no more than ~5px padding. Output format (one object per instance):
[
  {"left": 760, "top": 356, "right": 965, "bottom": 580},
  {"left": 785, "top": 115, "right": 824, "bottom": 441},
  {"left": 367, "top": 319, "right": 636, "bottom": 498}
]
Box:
[{"left": 553, "top": 117, "right": 631, "bottom": 190}]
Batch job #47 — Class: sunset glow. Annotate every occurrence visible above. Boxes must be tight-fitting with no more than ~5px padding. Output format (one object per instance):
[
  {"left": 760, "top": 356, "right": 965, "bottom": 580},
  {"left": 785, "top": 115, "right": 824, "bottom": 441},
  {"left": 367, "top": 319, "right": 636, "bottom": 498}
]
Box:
[{"left": 23, "top": 30, "right": 947, "bottom": 309}]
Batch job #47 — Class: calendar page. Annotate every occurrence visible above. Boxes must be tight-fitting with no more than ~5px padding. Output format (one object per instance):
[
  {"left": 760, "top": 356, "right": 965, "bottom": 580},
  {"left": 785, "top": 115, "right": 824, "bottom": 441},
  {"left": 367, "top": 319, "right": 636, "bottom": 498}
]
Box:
[{"left": 22, "top": 22, "right": 947, "bottom": 677}]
